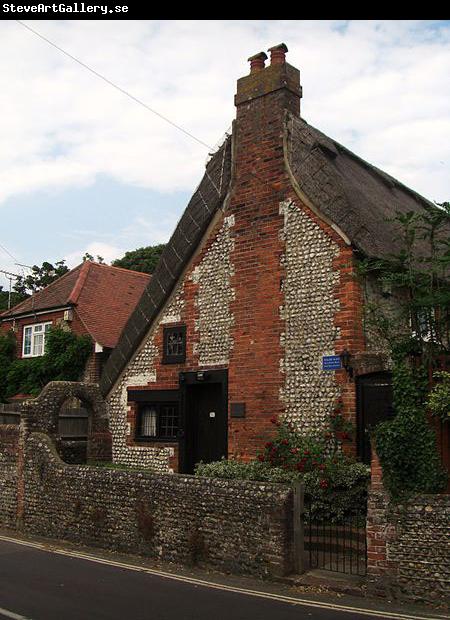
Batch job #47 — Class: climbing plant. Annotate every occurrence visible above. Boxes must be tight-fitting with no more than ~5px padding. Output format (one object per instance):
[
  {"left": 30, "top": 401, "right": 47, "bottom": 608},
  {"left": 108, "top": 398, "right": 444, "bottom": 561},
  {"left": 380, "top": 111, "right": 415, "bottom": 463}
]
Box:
[
  {"left": 427, "top": 371, "right": 450, "bottom": 423},
  {"left": 0, "top": 327, "right": 92, "bottom": 400},
  {"left": 357, "top": 201, "right": 450, "bottom": 500}
]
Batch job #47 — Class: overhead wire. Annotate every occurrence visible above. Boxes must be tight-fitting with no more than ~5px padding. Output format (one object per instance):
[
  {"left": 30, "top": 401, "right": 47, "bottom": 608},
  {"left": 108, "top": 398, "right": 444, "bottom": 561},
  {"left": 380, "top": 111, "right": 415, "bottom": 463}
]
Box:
[
  {"left": 16, "top": 21, "right": 278, "bottom": 196},
  {"left": 16, "top": 20, "right": 214, "bottom": 152}
]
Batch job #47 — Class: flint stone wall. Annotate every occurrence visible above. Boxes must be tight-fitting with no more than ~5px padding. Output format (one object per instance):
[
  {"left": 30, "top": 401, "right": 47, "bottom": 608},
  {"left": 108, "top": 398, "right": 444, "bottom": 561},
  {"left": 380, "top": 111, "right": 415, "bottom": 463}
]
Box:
[
  {"left": 0, "top": 425, "right": 20, "bottom": 528},
  {"left": 280, "top": 200, "right": 341, "bottom": 433},
  {"left": 107, "top": 216, "right": 234, "bottom": 472},
  {"left": 16, "top": 381, "right": 111, "bottom": 465},
  {"left": 367, "top": 450, "right": 450, "bottom": 604},
  {"left": 22, "top": 432, "right": 293, "bottom": 578},
  {"left": 387, "top": 496, "right": 450, "bottom": 602}
]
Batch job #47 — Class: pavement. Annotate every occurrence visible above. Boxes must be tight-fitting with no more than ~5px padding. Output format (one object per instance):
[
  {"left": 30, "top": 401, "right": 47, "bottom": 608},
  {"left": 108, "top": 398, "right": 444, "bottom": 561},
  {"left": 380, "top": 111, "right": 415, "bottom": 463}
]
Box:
[{"left": 0, "top": 530, "right": 448, "bottom": 620}]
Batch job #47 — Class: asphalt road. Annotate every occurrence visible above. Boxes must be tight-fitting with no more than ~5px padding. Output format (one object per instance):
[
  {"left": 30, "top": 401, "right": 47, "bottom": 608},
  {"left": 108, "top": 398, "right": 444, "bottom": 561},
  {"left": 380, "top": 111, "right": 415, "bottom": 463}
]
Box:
[{"left": 0, "top": 538, "right": 441, "bottom": 620}]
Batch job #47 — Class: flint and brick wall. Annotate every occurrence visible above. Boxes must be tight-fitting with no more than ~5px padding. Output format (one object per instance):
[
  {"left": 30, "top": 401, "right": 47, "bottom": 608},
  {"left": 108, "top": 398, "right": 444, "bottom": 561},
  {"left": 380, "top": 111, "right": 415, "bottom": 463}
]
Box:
[
  {"left": 16, "top": 431, "right": 293, "bottom": 578},
  {"left": 0, "top": 425, "right": 20, "bottom": 528},
  {"left": 367, "top": 448, "right": 450, "bottom": 603},
  {"left": 107, "top": 215, "right": 235, "bottom": 471}
]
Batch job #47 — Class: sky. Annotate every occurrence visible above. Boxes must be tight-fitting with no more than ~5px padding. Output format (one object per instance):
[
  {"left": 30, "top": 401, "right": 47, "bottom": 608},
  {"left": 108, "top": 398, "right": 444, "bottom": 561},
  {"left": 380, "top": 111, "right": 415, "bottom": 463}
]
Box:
[{"left": 1, "top": 19, "right": 450, "bottom": 290}]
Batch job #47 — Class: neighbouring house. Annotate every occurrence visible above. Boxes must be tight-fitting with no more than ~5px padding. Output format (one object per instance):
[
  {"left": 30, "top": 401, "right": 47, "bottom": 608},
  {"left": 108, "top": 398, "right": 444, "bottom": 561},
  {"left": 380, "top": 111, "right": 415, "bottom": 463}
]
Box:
[
  {"left": 0, "top": 261, "right": 151, "bottom": 385},
  {"left": 99, "top": 44, "right": 449, "bottom": 475}
]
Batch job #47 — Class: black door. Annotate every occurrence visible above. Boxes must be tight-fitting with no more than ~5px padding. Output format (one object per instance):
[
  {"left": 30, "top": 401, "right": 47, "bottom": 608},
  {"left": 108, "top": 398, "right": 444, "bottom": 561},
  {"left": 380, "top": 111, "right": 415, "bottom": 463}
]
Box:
[
  {"left": 180, "top": 371, "right": 228, "bottom": 474},
  {"left": 357, "top": 372, "right": 393, "bottom": 464}
]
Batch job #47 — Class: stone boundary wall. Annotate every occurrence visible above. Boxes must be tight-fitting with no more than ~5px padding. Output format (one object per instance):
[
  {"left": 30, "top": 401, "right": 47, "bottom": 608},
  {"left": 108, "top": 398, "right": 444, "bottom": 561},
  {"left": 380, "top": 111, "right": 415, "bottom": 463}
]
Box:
[
  {"left": 0, "top": 425, "right": 20, "bottom": 528},
  {"left": 367, "top": 449, "right": 450, "bottom": 603},
  {"left": 19, "top": 432, "right": 293, "bottom": 578}
]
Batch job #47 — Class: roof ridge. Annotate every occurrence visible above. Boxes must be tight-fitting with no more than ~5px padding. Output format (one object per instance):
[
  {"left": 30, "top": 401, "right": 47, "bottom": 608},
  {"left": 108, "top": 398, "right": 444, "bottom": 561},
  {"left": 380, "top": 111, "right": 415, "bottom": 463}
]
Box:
[
  {"left": 68, "top": 260, "right": 91, "bottom": 305},
  {"left": 90, "top": 262, "right": 153, "bottom": 279},
  {"left": 0, "top": 262, "right": 84, "bottom": 317}
]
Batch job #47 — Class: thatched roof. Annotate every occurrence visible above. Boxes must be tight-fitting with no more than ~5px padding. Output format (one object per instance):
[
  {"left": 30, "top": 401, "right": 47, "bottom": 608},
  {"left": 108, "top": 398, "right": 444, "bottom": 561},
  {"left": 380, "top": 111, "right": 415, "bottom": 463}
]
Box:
[
  {"left": 99, "top": 136, "right": 233, "bottom": 396},
  {"left": 286, "top": 112, "right": 448, "bottom": 260}
]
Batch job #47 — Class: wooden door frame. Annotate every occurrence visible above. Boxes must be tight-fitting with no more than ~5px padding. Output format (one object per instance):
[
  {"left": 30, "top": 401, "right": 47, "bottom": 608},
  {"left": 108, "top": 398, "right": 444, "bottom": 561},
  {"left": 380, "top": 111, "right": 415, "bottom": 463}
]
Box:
[{"left": 178, "top": 369, "right": 228, "bottom": 474}]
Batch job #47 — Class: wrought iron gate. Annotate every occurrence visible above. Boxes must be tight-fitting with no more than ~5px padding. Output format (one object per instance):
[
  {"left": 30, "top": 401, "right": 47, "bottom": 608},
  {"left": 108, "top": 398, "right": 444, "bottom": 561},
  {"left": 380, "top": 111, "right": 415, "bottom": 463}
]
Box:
[{"left": 304, "top": 504, "right": 367, "bottom": 576}]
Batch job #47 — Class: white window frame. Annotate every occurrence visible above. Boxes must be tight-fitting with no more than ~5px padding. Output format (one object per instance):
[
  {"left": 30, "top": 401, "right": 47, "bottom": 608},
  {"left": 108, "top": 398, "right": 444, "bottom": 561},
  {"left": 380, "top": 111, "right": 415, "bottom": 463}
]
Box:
[{"left": 22, "top": 322, "right": 52, "bottom": 358}]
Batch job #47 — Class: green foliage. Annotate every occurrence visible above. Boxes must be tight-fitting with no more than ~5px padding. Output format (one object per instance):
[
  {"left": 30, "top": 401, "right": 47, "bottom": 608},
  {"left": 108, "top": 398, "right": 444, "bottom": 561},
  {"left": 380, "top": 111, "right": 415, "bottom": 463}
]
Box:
[
  {"left": 374, "top": 359, "right": 447, "bottom": 501},
  {"left": 0, "top": 331, "right": 16, "bottom": 401},
  {"left": 357, "top": 202, "right": 450, "bottom": 501},
  {"left": 356, "top": 202, "right": 450, "bottom": 362},
  {"left": 2, "top": 327, "right": 92, "bottom": 400},
  {"left": 257, "top": 411, "right": 353, "bottom": 472},
  {"left": 426, "top": 371, "right": 450, "bottom": 423},
  {"left": 0, "top": 287, "right": 27, "bottom": 312},
  {"left": 13, "top": 260, "right": 69, "bottom": 296},
  {"left": 83, "top": 253, "right": 104, "bottom": 263},
  {"left": 195, "top": 415, "right": 369, "bottom": 522},
  {"left": 112, "top": 244, "right": 166, "bottom": 274},
  {"left": 195, "top": 457, "right": 370, "bottom": 522}
]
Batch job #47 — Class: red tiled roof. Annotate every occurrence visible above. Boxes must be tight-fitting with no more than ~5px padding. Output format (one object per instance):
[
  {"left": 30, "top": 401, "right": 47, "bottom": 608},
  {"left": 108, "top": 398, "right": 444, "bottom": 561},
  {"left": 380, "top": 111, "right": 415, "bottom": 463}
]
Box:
[
  {"left": 0, "top": 264, "right": 84, "bottom": 318},
  {"left": 1, "top": 262, "right": 151, "bottom": 349},
  {"left": 75, "top": 262, "right": 151, "bottom": 349}
]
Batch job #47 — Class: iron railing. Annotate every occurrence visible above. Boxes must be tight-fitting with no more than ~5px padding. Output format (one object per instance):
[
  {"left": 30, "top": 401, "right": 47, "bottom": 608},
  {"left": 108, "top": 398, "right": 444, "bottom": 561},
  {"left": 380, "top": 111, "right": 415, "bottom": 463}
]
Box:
[{"left": 305, "top": 505, "right": 367, "bottom": 576}]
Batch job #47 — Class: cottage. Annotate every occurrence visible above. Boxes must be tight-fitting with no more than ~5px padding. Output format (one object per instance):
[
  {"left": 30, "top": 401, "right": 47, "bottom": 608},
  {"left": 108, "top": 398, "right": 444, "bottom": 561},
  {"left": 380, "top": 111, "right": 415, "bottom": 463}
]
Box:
[
  {"left": 1, "top": 261, "right": 151, "bottom": 385},
  {"left": 99, "top": 44, "right": 445, "bottom": 474}
]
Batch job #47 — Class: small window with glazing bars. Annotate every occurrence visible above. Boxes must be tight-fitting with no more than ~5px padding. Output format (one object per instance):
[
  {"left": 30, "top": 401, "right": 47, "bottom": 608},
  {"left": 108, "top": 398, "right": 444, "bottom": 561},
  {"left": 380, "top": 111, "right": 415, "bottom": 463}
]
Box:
[
  {"left": 137, "top": 403, "right": 179, "bottom": 441},
  {"left": 162, "top": 325, "right": 186, "bottom": 364}
]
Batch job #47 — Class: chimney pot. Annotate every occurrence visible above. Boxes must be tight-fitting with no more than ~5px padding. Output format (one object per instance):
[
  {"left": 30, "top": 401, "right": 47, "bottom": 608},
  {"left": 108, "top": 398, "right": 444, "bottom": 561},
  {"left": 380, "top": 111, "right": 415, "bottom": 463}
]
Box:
[
  {"left": 268, "top": 43, "right": 288, "bottom": 65},
  {"left": 247, "top": 51, "right": 268, "bottom": 73}
]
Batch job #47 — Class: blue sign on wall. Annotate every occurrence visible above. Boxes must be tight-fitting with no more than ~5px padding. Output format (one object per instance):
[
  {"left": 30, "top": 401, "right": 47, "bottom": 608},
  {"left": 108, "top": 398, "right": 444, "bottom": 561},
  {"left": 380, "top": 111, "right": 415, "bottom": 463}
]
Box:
[{"left": 322, "top": 355, "right": 342, "bottom": 371}]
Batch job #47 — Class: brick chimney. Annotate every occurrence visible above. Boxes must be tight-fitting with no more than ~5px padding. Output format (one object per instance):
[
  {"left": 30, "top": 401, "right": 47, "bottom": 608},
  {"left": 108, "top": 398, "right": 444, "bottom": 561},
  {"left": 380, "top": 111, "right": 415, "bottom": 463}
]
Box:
[
  {"left": 227, "top": 45, "right": 303, "bottom": 457},
  {"left": 235, "top": 43, "right": 302, "bottom": 118},
  {"left": 232, "top": 43, "right": 302, "bottom": 190}
]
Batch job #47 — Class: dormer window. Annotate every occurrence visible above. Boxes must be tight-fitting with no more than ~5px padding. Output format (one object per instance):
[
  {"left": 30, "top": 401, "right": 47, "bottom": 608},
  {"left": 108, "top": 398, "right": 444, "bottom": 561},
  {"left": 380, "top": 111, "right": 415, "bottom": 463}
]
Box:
[
  {"left": 162, "top": 325, "right": 186, "bottom": 364},
  {"left": 22, "top": 322, "right": 52, "bottom": 357}
]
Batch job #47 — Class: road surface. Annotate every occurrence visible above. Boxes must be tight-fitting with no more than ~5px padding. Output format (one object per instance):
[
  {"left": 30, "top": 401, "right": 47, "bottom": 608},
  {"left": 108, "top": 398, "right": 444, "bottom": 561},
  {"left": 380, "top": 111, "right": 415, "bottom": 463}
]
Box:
[{"left": 0, "top": 536, "right": 443, "bottom": 620}]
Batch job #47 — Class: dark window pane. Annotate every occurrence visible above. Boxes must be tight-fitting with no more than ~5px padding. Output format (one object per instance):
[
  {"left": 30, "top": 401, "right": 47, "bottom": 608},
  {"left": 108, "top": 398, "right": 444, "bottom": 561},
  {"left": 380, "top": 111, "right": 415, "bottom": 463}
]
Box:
[
  {"left": 167, "top": 331, "right": 184, "bottom": 356},
  {"left": 163, "top": 326, "right": 186, "bottom": 363},
  {"left": 160, "top": 404, "right": 179, "bottom": 438}
]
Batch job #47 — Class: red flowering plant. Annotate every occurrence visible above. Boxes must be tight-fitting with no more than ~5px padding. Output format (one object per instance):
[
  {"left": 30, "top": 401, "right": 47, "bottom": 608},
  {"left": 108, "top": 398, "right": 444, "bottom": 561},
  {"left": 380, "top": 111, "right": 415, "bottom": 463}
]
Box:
[
  {"left": 259, "top": 417, "right": 327, "bottom": 474},
  {"left": 327, "top": 398, "right": 354, "bottom": 445},
  {"left": 196, "top": 410, "right": 368, "bottom": 522}
]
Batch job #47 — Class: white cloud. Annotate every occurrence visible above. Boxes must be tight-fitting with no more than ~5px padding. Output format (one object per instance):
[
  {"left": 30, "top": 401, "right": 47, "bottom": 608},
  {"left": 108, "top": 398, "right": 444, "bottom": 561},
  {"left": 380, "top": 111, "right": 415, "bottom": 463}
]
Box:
[
  {"left": 64, "top": 241, "right": 125, "bottom": 267},
  {"left": 0, "top": 19, "right": 449, "bottom": 206}
]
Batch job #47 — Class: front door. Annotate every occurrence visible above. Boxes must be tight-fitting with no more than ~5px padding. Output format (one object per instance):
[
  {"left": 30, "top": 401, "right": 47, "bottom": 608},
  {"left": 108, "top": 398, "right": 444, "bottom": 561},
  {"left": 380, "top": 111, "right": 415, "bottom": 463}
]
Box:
[
  {"left": 357, "top": 372, "right": 393, "bottom": 464},
  {"left": 180, "top": 370, "right": 228, "bottom": 473}
]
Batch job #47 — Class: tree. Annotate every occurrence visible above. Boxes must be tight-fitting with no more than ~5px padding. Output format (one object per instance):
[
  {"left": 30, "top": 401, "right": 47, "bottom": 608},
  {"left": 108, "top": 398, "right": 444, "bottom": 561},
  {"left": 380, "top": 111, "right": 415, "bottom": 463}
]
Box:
[
  {"left": 112, "top": 244, "right": 166, "bottom": 274},
  {"left": 83, "top": 253, "right": 104, "bottom": 263},
  {"left": 13, "top": 260, "right": 70, "bottom": 296},
  {"left": 0, "top": 287, "right": 27, "bottom": 312}
]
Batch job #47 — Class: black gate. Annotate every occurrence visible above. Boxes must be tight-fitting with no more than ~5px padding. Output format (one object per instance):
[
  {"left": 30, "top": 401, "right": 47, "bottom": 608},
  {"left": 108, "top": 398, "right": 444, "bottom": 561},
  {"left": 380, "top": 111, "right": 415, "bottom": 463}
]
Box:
[{"left": 305, "top": 505, "right": 367, "bottom": 576}]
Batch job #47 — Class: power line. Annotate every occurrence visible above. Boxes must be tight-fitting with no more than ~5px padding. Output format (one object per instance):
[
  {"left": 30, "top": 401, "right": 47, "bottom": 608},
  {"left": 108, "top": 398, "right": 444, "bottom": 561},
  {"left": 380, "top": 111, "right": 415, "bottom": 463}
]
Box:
[
  {"left": 16, "top": 21, "right": 281, "bottom": 197},
  {"left": 0, "top": 241, "right": 19, "bottom": 263},
  {"left": 16, "top": 20, "right": 213, "bottom": 152}
]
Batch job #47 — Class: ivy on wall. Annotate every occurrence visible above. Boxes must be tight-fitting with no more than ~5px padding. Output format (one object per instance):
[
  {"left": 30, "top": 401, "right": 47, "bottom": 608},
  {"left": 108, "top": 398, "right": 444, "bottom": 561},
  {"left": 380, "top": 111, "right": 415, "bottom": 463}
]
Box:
[
  {"left": 357, "top": 202, "right": 450, "bottom": 501},
  {"left": 0, "top": 327, "right": 92, "bottom": 401},
  {"left": 374, "top": 356, "right": 447, "bottom": 500},
  {"left": 427, "top": 371, "right": 450, "bottom": 423}
]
